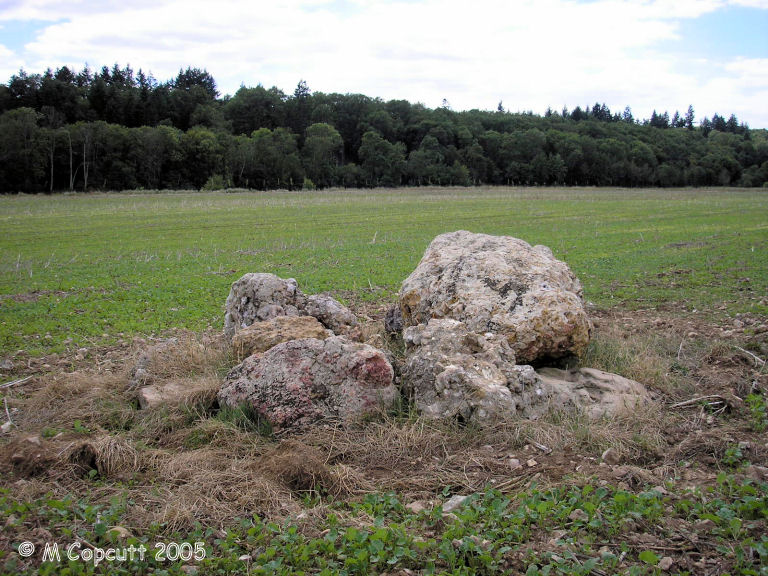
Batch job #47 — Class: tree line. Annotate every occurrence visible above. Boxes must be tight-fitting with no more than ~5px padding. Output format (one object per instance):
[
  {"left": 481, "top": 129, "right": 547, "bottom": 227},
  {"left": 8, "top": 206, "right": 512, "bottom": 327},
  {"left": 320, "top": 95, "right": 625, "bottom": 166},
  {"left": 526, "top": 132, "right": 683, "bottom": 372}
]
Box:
[{"left": 1, "top": 64, "right": 767, "bottom": 193}]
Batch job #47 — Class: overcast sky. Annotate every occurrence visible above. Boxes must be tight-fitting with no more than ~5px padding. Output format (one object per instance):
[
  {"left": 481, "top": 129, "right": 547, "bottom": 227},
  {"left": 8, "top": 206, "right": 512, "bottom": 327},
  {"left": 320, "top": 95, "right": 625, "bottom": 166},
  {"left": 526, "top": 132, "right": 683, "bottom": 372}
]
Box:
[{"left": 1, "top": 0, "right": 767, "bottom": 127}]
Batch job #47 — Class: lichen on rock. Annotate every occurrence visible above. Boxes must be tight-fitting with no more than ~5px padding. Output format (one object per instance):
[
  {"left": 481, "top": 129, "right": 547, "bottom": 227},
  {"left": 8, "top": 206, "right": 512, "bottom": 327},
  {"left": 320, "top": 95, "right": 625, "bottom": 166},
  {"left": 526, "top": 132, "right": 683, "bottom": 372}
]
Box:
[
  {"left": 398, "top": 230, "right": 592, "bottom": 364},
  {"left": 218, "top": 336, "right": 397, "bottom": 431}
]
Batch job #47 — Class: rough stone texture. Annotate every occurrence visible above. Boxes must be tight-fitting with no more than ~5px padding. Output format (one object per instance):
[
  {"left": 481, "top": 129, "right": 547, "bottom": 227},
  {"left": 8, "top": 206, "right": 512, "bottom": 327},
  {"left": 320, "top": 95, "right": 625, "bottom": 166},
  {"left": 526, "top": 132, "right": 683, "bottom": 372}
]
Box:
[
  {"left": 384, "top": 304, "right": 403, "bottom": 334},
  {"left": 402, "top": 319, "right": 547, "bottom": 423},
  {"left": 232, "top": 315, "right": 331, "bottom": 359},
  {"left": 406, "top": 500, "right": 431, "bottom": 514},
  {"left": 224, "top": 273, "right": 306, "bottom": 336},
  {"left": 601, "top": 447, "right": 621, "bottom": 465},
  {"left": 137, "top": 383, "right": 188, "bottom": 410},
  {"left": 128, "top": 338, "right": 179, "bottom": 388},
  {"left": 223, "top": 273, "right": 362, "bottom": 340},
  {"left": 536, "top": 367, "right": 650, "bottom": 418},
  {"left": 398, "top": 231, "right": 591, "bottom": 363},
  {"left": 218, "top": 336, "right": 397, "bottom": 430},
  {"left": 304, "top": 294, "right": 362, "bottom": 340},
  {"left": 442, "top": 494, "right": 470, "bottom": 513}
]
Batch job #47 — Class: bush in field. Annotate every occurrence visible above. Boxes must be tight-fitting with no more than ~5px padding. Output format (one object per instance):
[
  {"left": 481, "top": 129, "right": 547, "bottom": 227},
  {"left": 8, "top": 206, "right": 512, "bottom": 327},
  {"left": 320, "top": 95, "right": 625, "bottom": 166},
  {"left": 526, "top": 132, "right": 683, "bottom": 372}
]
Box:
[{"left": 202, "top": 174, "right": 228, "bottom": 191}]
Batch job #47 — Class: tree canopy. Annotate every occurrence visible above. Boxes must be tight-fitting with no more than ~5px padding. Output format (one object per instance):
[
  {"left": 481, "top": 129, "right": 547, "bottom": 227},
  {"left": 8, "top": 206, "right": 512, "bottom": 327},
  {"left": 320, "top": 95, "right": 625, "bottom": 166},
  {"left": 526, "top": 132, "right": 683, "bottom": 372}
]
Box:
[{"left": 1, "top": 64, "right": 766, "bottom": 192}]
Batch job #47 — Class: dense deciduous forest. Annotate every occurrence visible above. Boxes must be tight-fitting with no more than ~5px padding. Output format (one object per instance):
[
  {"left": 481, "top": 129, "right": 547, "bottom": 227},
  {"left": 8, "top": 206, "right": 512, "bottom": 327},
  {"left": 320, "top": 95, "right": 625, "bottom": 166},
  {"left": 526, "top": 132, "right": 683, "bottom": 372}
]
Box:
[{"left": 1, "top": 64, "right": 767, "bottom": 193}]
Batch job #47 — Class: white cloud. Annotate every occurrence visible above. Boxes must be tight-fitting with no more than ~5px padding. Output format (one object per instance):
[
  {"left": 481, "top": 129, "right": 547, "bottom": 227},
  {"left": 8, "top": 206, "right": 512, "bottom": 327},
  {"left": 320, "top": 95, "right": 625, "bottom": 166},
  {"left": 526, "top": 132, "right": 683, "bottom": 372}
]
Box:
[
  {"left": 0, "top": 42, "right": 25, "bottom": 84},
  {"left": 0, "top": 0, "right": 159, "bottom": 21},
  {"left": 730, "top": 0, "right": 768, "bottom": 7},
  {"left": 704, "top": 58, "right": 768, "bottom": 125},
  {"left": 1, "top": 0, "right": 766, "bottom": 126}
]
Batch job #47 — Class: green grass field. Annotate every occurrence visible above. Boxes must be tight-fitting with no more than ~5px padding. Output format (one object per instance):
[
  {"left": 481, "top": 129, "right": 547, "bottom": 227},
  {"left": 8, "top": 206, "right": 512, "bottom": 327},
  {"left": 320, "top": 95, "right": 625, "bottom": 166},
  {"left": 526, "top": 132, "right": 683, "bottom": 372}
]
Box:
[{"left": 1, "top": 187, "right": 767, "bottom": 355}]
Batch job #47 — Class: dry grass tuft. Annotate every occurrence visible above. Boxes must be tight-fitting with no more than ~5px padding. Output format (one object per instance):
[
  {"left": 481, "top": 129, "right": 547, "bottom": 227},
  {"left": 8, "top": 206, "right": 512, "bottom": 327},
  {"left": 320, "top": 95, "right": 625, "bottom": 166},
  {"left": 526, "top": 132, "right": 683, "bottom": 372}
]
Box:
[
  {"left": 181, "top": 375, "right": 222, "bottom": 408},
  {"left": 152, "top": 472, "right": 293, "bottom": 534},
  {"left": 516, "top": 403, "right": 668, "bottom": 463},
  {"left": 302, "top": 419, "right": 524, "bottom": 496},
  {"left": 581, "top": 326, "right": 683, "bottom": 396},
  {"left": 127, "top": 406, "right": 196, "bottom": 446},
  {"left": 261, "top": 439, "right": 359, "bottom": 497},
  {"left": 164, "top": 416, "right": 260, "bottom": 450},
  {"left": 132, "top": 446, "right": 300, "bottom": 532},
  {"left": 149, "top": 447, "right": 246, "bottom": 483},
  {"left": 21, "top": 370, "right": 135, "bottom": 432},
  {"left": 132, "top": 331, "right": 231, "bottom": 383},
  {"left": 134, "top": 374, "right": 220, "bottom": 412},
  {"left": 66, "top": 435, "right": 139, "bottom": 478}
]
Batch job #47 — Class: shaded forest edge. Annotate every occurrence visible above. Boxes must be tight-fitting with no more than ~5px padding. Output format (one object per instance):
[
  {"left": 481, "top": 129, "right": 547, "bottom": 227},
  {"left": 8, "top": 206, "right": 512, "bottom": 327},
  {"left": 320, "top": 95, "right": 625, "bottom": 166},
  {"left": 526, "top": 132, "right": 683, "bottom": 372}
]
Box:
[{"left": 1, "top": 64, "right": 767, "bottom": 193}]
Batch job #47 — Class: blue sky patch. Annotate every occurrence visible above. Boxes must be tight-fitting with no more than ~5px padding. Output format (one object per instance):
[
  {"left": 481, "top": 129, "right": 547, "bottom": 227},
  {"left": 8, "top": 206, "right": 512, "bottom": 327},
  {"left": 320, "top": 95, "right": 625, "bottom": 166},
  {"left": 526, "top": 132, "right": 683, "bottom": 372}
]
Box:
[
  {"left": 661, "top": 6, "right": 768, "bottom": 61},
  {"left": 0, "top": 19, "right": 62, "bottom": 53}
]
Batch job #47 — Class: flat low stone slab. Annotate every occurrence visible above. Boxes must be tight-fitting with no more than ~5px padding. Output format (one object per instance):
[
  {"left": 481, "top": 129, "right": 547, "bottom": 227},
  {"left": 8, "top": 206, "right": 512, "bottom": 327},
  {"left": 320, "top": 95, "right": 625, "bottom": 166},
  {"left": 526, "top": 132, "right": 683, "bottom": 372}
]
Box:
[
  {"left": 137, "top": 383, "right": 189, "bottom": 410},
  {"left": 536, "top": 367, "right": 650, "bottom": 418},
  {"left": 232, "top": 315, "right": 331, "bottom": 359}
]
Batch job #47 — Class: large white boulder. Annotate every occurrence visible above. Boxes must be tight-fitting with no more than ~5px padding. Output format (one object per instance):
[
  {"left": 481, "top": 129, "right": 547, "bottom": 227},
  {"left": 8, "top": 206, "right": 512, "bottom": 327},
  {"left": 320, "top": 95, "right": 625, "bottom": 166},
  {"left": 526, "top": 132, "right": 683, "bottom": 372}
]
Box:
[{"left": 398, "top": 231, "right": 592, "bottom": 363}]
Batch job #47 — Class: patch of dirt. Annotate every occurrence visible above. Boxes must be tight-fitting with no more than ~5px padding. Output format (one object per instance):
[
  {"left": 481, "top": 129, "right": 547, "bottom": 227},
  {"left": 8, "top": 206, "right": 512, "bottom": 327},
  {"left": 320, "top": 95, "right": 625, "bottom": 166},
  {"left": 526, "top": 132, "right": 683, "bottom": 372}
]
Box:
[
  {"left": 0, "top": 436, "right": 60, "bottom": 478},
  {"left": 0, "top": 289, "right": 72, "bottom": 303},
  {"left": 590, "top": 306, "right": 768, "bottom": 398},
  {"left": 0, "top": 285, "right": 116, "bottom": 304},
  {"left": 664, "top": 241, "right": 710, "bottom": 249}
]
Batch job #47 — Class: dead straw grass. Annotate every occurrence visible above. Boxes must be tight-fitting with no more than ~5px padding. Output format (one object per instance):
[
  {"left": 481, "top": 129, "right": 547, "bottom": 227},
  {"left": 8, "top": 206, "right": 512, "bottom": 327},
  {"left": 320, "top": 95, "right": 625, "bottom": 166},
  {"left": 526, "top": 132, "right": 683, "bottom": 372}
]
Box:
[
  {"left": 134, "top": 331, "right": 230, "bottom": 381},
  {"left": 3, "top": 311, "right": 746, "bottom": 536},
  {"left": 20, "top": 370, "right": 134, "bottom": 431},
  {"left": 581, "top": 313, "right": 693, "bottom": 397},
  {"left": 67, "top": 434, "right": 139, "bottom": 478}
]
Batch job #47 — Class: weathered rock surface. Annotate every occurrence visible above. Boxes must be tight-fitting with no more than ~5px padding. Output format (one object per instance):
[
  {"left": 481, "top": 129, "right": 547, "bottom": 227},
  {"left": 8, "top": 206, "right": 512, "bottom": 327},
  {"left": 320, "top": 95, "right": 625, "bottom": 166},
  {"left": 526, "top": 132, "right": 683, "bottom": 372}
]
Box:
[
  {"left": 218, "top": 336, "right": 397, "bottom": 430},
  {"left": 128, "top": 338, "right": 179, "bottom": 388},
  {"left": 398, "top": 231, "right": 591, "bottom": 363},
  {"left": 220, "top": 240, "right": 648, "bottom": 428},
  {"left": 442, "top": 494, "right": 470, "bottom": 513},
  {"left": 384, "top": 304, "right": 403, "bottom": 334},
  {"left": 304, "top": 294, "right": 362, "bottom": 340},
  {"left": 137, "top": 383, "right": 188, "bottom": 410},
  {"left": 536, "top": 367, "right": 649, "bottom": 418},
  {"left": 402, "top": 319, "right": 546, "bottom": 422},
  {"left": 223, "top": 273, "right": 361, "bottom": 340},
  {"left": 232, "top": 316, "right": 331, "bottom": 359},
  {"left": 224, "top": 273, "right": 306, "bottom": 336}
]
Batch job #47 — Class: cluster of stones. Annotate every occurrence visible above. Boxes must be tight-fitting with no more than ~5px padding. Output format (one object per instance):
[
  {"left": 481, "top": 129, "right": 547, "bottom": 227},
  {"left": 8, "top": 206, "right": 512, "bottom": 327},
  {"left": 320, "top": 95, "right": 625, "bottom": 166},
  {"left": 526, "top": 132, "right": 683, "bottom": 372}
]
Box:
[
  {"left": 214, "top": 231, "right": 649, "bottom": 431},
  {"left": 218, "top": 273, "right": 397, "bottom": 430},
  {"left": 396, "top": 231, "right": 644, "bottom": 423}
]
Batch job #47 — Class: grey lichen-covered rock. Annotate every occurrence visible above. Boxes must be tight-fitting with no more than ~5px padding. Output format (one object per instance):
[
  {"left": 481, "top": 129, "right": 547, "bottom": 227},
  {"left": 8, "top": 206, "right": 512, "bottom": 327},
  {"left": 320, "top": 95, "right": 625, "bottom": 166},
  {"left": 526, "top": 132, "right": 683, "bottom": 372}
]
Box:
[
  {"left": 218, "top": 336, "right": 397, "bottom": 430},
  {"left": 304, "top": 294, "right": 362, "bottom": 340},
  {"left": 223, "top": 273, "right": 362, "bottom": 340},
  {"left": 536, "top": 367, "right": 650, "bottom": 418},
  {"left": 402, "top": 319, "right": 547, "bottom": 423},
  {"left": 128, "top": 338, "right": 179, "bottom": 388},
  {"left": 232, "top": 315, "right": 332, "bottom": 359},
  {"left": 224, "top": 273, "right": 306, "bottom": 336},
  {"left": 399, "top": 231, "right": 591, "bottom": 363}
]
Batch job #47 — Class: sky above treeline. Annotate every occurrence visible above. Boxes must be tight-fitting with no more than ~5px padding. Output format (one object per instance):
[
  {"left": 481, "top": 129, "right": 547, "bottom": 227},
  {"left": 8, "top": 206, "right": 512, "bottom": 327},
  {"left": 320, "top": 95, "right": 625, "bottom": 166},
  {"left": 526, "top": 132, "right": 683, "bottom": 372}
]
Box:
[{"left": 1, "top": 0, "right": 767, "bottom": 127}]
